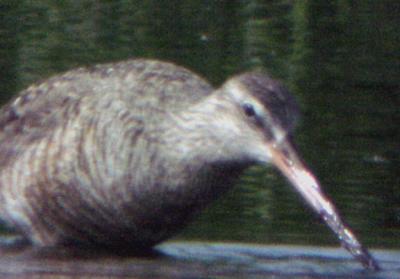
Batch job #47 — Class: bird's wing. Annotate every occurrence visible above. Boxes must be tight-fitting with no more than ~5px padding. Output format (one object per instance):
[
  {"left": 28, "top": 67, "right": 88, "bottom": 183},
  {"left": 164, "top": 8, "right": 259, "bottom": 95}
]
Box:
[
  {"left": 0, "top": 78, "right": 82, "bottom": 168},
  {"left": 0, "top": 59, "right": 213, "bottom": 168}
]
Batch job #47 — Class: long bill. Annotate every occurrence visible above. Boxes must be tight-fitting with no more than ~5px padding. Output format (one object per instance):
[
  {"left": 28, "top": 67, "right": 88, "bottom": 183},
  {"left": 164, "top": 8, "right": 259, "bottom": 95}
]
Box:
[{"left": 269, "top": 139, "right": 380, "bottom": 270}]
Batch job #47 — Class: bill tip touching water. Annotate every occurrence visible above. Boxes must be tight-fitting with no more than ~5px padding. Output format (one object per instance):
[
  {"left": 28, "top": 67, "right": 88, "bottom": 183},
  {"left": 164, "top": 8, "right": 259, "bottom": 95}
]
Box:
[
  {"left": 268, "top": 129, "right": 380, "bottom": 271},
  {"left": 0, "top": 59, "right": 379, "bottom": 270}
]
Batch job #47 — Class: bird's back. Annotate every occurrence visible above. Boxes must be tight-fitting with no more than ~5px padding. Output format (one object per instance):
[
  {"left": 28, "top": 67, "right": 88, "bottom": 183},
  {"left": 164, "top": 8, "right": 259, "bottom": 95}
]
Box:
[{"left": 0, "top": 59, "right": 213, "bottom": 169}]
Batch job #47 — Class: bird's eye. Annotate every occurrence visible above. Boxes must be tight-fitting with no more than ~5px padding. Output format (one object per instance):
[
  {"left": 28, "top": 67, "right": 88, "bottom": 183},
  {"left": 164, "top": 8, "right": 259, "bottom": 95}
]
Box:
[{"left": 242, "top": 103, "right": 256, "bottom": 117}]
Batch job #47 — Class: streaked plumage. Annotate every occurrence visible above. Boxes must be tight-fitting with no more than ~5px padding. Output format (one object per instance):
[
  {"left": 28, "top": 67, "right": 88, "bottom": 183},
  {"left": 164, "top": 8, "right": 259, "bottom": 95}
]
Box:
[{"left": 0, "top": 59, "right": 378, "bottom": 270}]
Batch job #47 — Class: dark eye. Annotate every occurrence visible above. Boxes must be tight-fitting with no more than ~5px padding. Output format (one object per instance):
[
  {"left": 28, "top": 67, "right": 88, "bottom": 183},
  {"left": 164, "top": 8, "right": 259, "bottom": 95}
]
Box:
[{"left": 242, "top": 103, "right": 256, "bottom": 117}]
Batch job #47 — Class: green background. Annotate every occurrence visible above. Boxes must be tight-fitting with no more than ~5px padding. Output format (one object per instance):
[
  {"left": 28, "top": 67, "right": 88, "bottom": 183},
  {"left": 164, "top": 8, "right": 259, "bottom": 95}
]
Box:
[{"left": 0, "top": 0, "right": 398, "bottom": 248}]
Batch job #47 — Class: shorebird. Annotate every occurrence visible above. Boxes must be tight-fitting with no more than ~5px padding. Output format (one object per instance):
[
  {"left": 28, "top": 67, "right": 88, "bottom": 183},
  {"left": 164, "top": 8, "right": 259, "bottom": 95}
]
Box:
[{"left": 0, "top": 59, "right": 379, "bottom": 269}]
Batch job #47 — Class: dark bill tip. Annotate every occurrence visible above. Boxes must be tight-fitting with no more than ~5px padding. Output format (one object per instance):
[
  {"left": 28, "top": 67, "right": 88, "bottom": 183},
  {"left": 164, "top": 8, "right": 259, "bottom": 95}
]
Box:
[{"left": 269, "top": 139, "right": 380, "bottom": 271}]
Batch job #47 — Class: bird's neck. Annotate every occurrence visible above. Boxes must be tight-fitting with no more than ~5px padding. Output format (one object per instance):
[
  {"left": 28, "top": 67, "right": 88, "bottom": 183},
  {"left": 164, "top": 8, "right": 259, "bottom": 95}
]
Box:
[{"left": 157, "top": 94, "right": 251, "bottom": 169}]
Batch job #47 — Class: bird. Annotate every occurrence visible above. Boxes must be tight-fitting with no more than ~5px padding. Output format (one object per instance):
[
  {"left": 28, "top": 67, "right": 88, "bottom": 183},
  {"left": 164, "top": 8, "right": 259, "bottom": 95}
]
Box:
[{"left": 0, "top": 59, "right": 379, "bottom": 269}]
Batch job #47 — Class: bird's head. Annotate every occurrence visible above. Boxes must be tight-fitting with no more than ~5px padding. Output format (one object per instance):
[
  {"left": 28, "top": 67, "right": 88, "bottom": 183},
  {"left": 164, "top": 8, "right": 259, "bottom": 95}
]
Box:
[
  {"left": 186, "top": 71, "right": 379, "bottom": 270},
  {"left": 205, "top": 72, "right": 332, "bottom": 219},
  {"left": 217, "top": 72, "right": 300, "bottom": 164}
]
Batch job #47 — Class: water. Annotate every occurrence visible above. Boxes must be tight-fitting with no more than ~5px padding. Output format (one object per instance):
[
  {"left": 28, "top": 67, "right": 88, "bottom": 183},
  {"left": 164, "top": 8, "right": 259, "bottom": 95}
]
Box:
[
  {"left": 1, "top": 243, "right": 399, "bottom": 278},
  {"left": 0, "top": 1, "right": 399, "bottom": 277},
  {"left": 160, "top": 243, "right": 400, "bottom": 278}
]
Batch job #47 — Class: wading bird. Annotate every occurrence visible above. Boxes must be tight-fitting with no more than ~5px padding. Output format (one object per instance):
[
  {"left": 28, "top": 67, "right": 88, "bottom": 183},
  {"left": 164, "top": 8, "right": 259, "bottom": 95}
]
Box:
[{"left": 0, "top": 59, "right": 379, "bottom": 269}]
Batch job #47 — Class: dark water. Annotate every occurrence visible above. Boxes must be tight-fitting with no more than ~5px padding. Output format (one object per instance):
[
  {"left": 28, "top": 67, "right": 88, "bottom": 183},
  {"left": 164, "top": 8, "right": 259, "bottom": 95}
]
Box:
[
  {"left": 0, "top": 0, "right": 399, "bottom": 269},
  {"left": 0, "top": 243, "right": 399, "bottom": 278}
]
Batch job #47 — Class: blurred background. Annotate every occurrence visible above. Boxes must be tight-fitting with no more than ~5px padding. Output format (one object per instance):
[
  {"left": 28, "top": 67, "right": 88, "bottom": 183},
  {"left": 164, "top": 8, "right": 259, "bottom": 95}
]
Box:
[{"left": 0, "top": 1, "right": 398, "bottom": 249}]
